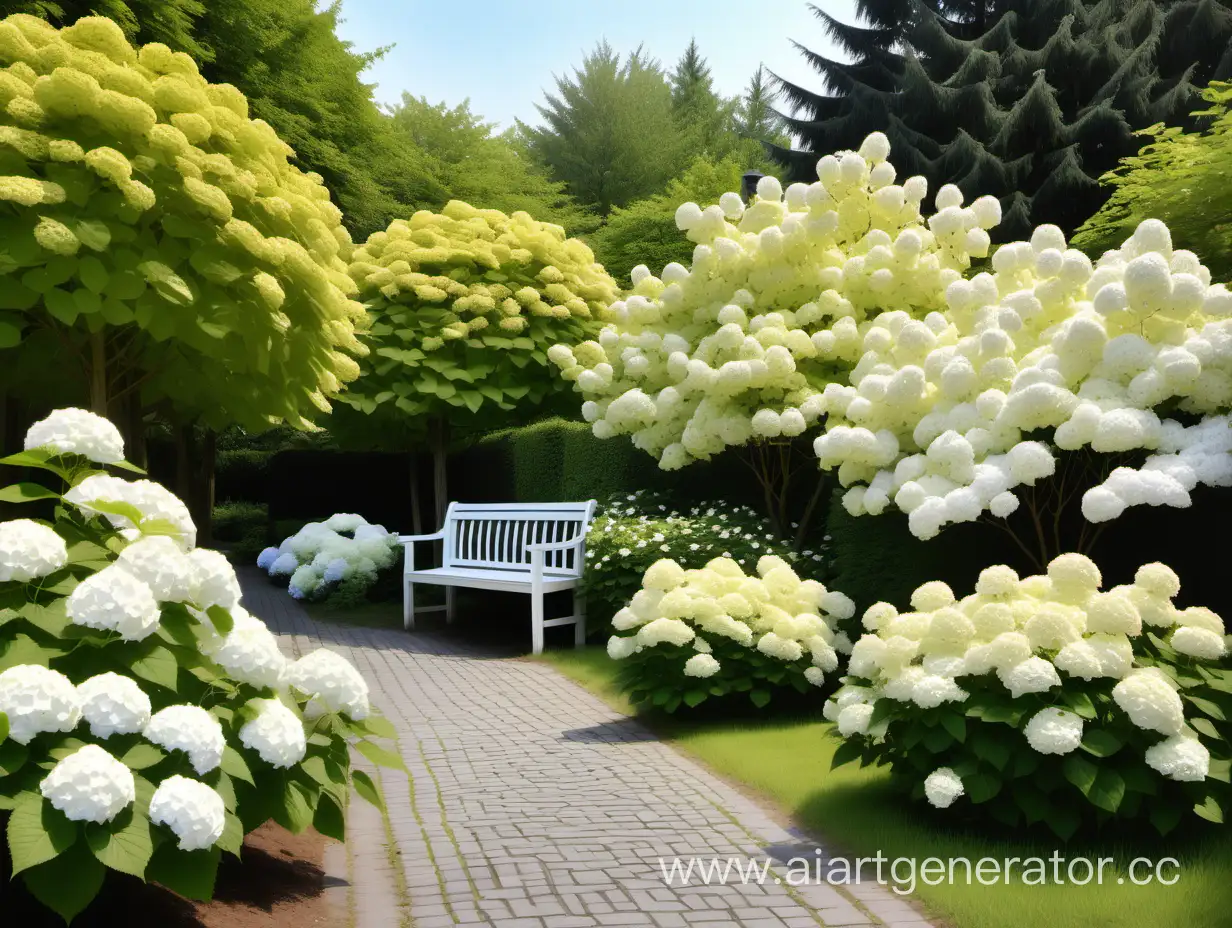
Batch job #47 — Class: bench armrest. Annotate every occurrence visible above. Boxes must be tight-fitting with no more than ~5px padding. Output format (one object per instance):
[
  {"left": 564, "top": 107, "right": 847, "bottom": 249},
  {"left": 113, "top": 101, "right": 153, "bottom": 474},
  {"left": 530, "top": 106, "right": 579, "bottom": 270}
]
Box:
[
  {"left": 525, "top": 531, "right": 587, "bottom": 552},
  {"left": 399, "top": 530, "right": 445, "bottom": 544}
]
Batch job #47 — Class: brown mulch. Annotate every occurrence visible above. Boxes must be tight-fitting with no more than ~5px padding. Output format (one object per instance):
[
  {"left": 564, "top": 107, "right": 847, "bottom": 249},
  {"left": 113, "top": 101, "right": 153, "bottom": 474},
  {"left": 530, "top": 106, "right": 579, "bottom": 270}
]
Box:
[{"left": 1, "top": 823, "right": 343, "bottom": 927}]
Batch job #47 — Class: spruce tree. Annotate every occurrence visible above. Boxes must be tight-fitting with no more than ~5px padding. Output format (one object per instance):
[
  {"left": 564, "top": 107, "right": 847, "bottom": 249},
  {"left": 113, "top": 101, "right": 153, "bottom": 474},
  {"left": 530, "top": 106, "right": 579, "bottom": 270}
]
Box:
[{"left": 772, "top": 1, "right": 1232, "bottom": 237}]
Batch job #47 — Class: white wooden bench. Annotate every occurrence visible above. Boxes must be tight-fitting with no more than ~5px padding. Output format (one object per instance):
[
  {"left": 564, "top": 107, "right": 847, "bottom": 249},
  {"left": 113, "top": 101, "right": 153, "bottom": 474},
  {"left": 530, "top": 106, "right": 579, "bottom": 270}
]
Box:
[{"left": 399, "top": 500, "right": 597, "bottom": 654}]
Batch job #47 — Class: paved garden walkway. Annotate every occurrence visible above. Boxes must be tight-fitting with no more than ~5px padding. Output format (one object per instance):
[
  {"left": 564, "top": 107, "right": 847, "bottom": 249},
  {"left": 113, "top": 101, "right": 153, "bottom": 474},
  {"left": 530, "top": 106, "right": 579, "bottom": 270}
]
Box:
[{"left": 242, "top": 569, "right": 936, "bottom": 928}]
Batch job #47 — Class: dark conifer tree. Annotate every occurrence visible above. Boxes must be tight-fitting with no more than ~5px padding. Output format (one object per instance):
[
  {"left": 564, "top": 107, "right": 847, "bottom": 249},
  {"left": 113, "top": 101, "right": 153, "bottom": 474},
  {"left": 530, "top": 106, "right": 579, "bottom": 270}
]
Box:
[{"left": 772, "top": 1, "right": 1232, "bottom": 236}]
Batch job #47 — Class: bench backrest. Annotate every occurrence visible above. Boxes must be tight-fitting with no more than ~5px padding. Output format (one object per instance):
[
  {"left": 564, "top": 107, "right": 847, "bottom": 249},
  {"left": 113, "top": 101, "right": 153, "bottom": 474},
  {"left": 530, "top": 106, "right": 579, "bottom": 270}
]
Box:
[{"left": 442, "top": 501, "right": 597, "bottom": 577}]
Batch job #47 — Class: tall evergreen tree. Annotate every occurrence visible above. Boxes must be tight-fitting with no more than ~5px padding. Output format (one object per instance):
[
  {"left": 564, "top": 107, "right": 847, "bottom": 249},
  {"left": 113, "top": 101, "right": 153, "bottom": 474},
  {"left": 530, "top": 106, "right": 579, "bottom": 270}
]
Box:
[
  {"left": 772, "top": 1, "right": 1232, "bottom": 236},
  {"left": 734, "top": 65, "right": 788, "bottom": 143},
  {"left": 522, "top": 43, "right": 686, "bottom": 216}
]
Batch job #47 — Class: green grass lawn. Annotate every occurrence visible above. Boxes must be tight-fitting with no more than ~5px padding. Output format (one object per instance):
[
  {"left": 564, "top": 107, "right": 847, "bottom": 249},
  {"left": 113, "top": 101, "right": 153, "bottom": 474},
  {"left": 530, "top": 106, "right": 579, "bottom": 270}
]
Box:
[{"left": 539, "top": 646, "right": 1232, "bottom": 928}]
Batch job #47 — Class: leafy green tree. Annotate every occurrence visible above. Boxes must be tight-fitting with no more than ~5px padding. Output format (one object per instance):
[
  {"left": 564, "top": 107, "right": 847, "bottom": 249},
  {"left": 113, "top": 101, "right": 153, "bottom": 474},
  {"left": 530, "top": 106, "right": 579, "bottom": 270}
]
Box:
[
  {"left": 341, "top": 202, "right": 618, "bottom": 525},
  {"left": 1074, "top": 81, "right": 1232, "bottom": 277},
  {"left": 388, "top": 94, "right": 596, "bottom": 234},
  {"left": 772, "top": 0, "right": 1232, "bottom": 236},
  {"left": 734, "top": 65, "right": 787, "bottom": 145},
  {"left": 670, "top": 39, "right": 735, "bottom": 154},
  {"left": 522, "top": 42, "right": 687, "bottom": 216},
  {"left": 589, "top": 156, "right": 750, "bottom": 288},
  {"left": 0, "top": 14, "right": 369, "bottom": 532}
]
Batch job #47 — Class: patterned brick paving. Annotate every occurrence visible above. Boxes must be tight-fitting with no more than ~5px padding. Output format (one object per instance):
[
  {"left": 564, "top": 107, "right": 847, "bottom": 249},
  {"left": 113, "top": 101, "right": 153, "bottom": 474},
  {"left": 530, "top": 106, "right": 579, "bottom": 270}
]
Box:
[{"left": 242, "top": 568, "right": 936, "bottom": 928}]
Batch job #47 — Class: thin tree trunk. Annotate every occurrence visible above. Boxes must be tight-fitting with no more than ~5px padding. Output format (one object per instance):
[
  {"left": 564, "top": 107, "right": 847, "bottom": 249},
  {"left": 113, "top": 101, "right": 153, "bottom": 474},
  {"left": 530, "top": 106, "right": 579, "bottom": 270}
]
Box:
[
  {"left": 409, "top": 451, "right": 423, "bottom": 536},
  {"left": 429, "top": 417, "right": 449, "bottom": 530},
  {"left": 89, "top": 332, "right": 107, "bottom": 416}
]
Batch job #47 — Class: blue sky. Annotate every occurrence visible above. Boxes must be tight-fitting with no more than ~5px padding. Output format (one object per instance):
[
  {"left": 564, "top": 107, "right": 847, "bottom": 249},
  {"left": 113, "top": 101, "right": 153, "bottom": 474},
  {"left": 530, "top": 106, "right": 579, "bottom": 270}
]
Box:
[{"left": 334, "top": 0, "right": 854, "bottom": 130}]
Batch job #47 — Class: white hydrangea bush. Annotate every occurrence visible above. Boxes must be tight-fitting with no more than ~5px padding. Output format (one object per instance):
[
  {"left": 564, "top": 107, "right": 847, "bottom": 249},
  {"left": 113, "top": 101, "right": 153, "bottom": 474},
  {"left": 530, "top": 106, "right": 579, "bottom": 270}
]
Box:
[
  {"left": 820, "top": 217, "right": 1232, "bottom": 543},
  {"left": 825, "top": 553, "right": 1231, "bottom": 837},
  {"left": 550, "top": 133, "right": 998, "bottom": 472},
  {"left": 0, "top": 408, "right": 401, "bottom": 916},
  {"left": 257, "top": 513, "right": 400, "bottom": 602},
  {"left": 605, "top": 553, "right": 854, "bottom": 711}
]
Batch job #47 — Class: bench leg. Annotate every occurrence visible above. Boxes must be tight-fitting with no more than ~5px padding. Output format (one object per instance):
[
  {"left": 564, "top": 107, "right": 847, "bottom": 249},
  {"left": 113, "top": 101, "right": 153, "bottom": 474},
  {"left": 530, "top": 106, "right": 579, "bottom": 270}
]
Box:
[
  {"left": 531, "top": 588, "right": 545, "bottom": 655},
  {"left": 445, "top": 586, "right": 456, "bottom": 624},
  {"left": 403, "top": 578, "right": 415, "bottom": 631},
  {"left": 574, "top": 590, "right": 586, "bottom": 647}
]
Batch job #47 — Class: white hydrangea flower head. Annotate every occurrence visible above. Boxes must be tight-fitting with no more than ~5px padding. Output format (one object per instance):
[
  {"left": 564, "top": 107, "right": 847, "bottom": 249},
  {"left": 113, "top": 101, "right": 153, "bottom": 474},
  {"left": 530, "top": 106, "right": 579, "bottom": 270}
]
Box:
[
  {"left": 77, "top": 672, "right": 151, "bottom": 738},
  {"left": 189, "top": 548, "right": 241, "bottom": 609},
  {"left": 997, "top": 656, "right": 1062, "bottom": 698},
  {"left": 804, "top": 666, "right": 827, "bottom": 686},
  {"left": 1144, "top": 735, "right": 1210, "bottom": 782},
  {"left": 239, "top": 699, "right": 307, "bottom": 768},
  {"left": 0, "top": 519, "right": 68, "bottom": 582},
  {"left": 144, "top": 705, "right": 226, "bottom": 774},
  {"left": 66, "top": 564, "right": 161, "bottom": 641},
  {"left": 256, "top": 546, "right": 280, "bottom": 571},
  {"left": 637, "top": 617, "right": 696, "bottom": 648},
  {"left": 40, "top": 744, "right": 135, "bottom": 823},
  {"left": 607, "top": 635, "right": 639, "bottom": 660},
  {"left": 324, "top": 512, "right": 367, "bottom": 533},
  {"left": 65, "top": 475, "right": 196, "bottom": 550},
  {"left": 1113, "top": 669, "right": 1185, "bottom": 736},
  {"left": 1170, "top": 625, "right": 1226, "bottom": 660},
  {"left": 116, "top": 535, "right": 197, "bottom": 602},
  {"left": 683, "top": 653, "right": 720, "bottom": 678},
  {"left": 149, "top": 775, "right": 226, "bottom": 851},
  {"left": 837, "top": 702, "right": 874, "bottom": 736},
  {"left": 287, "top": 648, "right": 370, "bottom": 720},
  {"left": 1024, "top": 708, "right": 1084, "bottom": 755},
  {"left": 211, "top": 620, "right": 288, "bottom": 689},
  {"left": 924, "top": 767, "right": 965, "bottom": 809},
  {"left": 0, "top": 664, "right": 81, "bottom": 744},
  {"left": 25, "top": 407, "right": 124, "bottom": 464}
]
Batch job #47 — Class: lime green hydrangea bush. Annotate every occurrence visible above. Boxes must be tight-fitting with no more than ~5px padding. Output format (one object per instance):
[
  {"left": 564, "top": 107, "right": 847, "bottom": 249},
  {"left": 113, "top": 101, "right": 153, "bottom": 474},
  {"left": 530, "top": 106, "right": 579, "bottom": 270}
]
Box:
[
  {"left": 344, "top": 200, "right": 618, "bottom": 420},
  {"left": 605, "top": 553, "right": 853, "bottom": 712},
  {"left": 0, "top": 14, "right": 368, "bottom": 428},
  {"left": 826, "top": 554, "right": 1231, "bottom": 838},
  {"left": 0, "top": 408, "right": 401, "bottom": 922},
  {"left": 583, "top": 490, "right": 826, "bottom": 631}
]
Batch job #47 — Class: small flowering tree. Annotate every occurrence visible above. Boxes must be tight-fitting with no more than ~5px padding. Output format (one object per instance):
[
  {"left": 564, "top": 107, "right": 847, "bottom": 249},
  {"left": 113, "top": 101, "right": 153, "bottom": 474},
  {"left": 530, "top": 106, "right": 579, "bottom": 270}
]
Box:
[
  {"left": 605, "top": 554, "right": 854, "bottom": 711},
  {"left": 549, "top": 133, "right": 999, "bottom": 543},
  {"left": 0, "top": 409, "right": 400, "bottom": 921},
  {"left": 257, "top": 514, "right": 400, "bottom": 602},
  {"left": 340, "top": 201, "right": 618, "bottom": 528},
  {"left": 826, "top": 554, "right": 1231, "bottom": 837}
]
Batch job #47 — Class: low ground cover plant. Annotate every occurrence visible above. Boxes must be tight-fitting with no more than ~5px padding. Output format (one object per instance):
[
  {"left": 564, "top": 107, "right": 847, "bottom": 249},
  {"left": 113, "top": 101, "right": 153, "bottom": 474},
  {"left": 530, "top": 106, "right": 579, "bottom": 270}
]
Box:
[
  {"left": 826, "top": 553, "right": 1231, "bottom": 838},
  {"left": 0, "top": 409, "right": 400, "bottom": 921},
  {"left": 605, "top": 553, "right": 853, "bottom": 712}
]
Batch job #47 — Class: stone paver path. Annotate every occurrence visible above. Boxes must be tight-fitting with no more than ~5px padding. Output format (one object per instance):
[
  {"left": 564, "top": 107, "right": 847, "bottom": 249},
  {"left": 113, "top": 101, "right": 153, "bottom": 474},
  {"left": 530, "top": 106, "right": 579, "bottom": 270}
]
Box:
[{"left": 243, "top": 569, "right": 936, "bottom": 928}]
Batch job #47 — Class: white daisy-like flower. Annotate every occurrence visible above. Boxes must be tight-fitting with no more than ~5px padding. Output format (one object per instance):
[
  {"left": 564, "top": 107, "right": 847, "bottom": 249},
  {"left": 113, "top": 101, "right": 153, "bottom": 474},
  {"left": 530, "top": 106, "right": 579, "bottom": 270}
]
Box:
[
  {"left": 144, "top": 705, "right": 226, "bottom": 774},
  {"left": 0, "top": 664, "right": 81, "bottom": 744},
  {"left": 77, "top": 672, "right": 151, "bottom": 738},
  {"left": 0, "top": 519, "right": 68, "bottom": 582},
  {"left": 116, "top": 535, "right": 197, "bottom": 602},
  {"left": 149, "top": 775, "right": 226, "bottom": 851},
  {"left": 40, "top": 744, "right": 135, "bottom": 823},
  {"left": 66, "top": 563, "right": 161, "bottom": 641},
  {"left": 239, "top": 699, "right": 307, "bottom": 768},
  {"left": 286, "top": 649, "right": 370, "bottom": 720},
  {"left": 25, "top": 407, "right": 124, "bottom": 464}
]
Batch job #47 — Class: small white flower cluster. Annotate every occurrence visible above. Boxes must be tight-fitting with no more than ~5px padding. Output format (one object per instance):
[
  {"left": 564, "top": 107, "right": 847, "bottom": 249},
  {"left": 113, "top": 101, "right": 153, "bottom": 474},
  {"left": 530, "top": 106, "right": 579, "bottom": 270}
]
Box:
[
  {"left": 77, "top": 672, "right": 151, "bottom": 738},
  {"left": 550, "top": 133, "right": 998, "bottom": 470},
  {"left": 257, "top": 514, "right": 399, "bottom": 601},
  {"left": 286, "top": 648, "right": 371, "bottom": 720},
  {"left": 606, "top": 554, "right": 853, "bottom": 686},
  {"left": 827, "top": 554, "right": 1227, "bottom": 805},
  {"left": 65, "top": 474, "right": 197, "bottom": 550},
  {"left": 821, "top": 219, "right": 1232, "bottom": 538},
  {"left": 40, "top": 744, "right": 135, "bottom": 823},
  {"left": 203, "top": 605, "right": 288, "bottom": 688},
  {"left": 0, "top": 519, "right": 68, "bottom": 583},
  {"left": 24, "top": 407, "right": 125, "bottom": 464},
  {"left": 239, "top": 698, "right": 307, "bottom": 768},
  {"left": 149, "top": 774, "right": 226, "bottom": 851},
  {"left": 0, "top": 664, "right": 81, "bottom": 744},
  {"left": 143, "top": 705, "right": 227, "bottom": 775}
]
